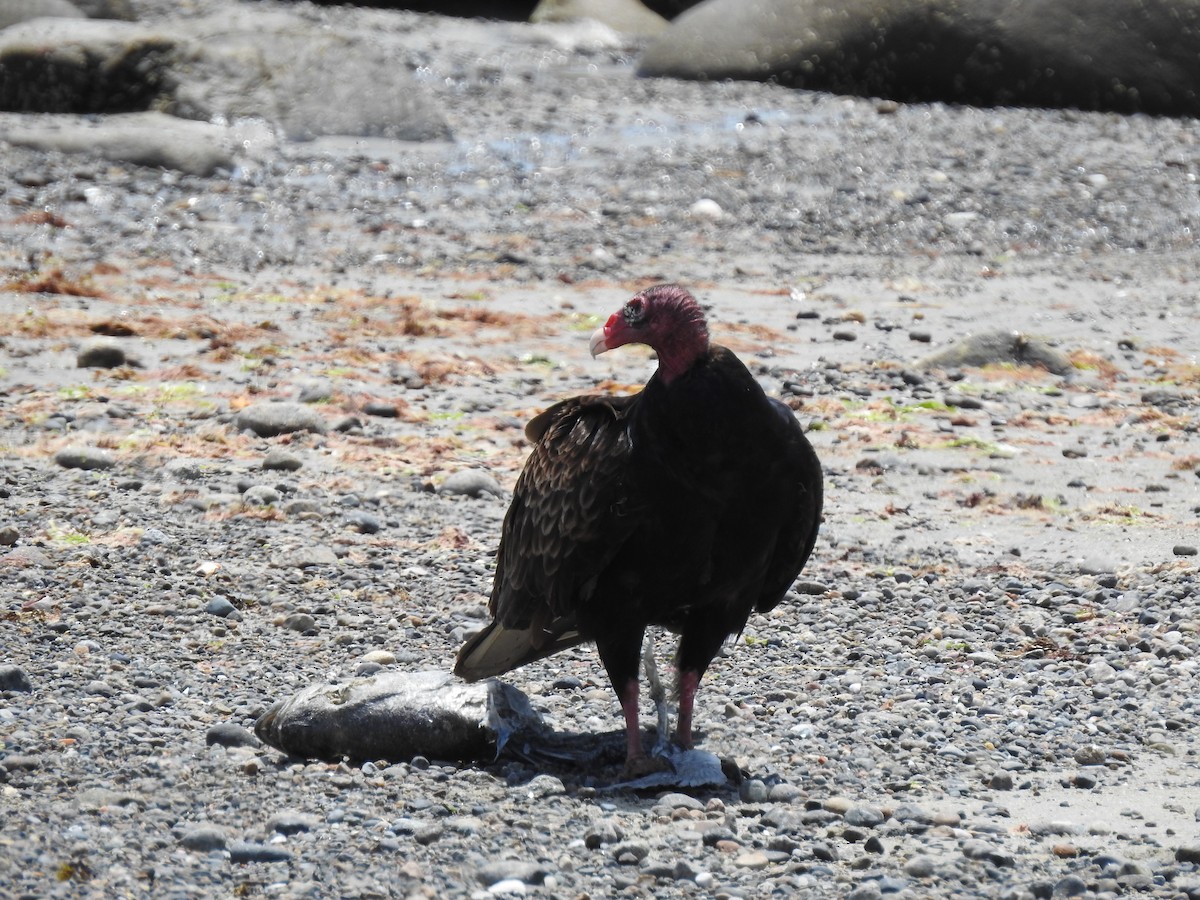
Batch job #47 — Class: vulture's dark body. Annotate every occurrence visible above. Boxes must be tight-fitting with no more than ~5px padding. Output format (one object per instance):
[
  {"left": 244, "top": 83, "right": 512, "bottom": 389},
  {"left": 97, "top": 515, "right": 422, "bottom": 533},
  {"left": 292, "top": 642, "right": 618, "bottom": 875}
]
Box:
[{"left": 455, "top": 344, "right": 823, "bottom": 697}]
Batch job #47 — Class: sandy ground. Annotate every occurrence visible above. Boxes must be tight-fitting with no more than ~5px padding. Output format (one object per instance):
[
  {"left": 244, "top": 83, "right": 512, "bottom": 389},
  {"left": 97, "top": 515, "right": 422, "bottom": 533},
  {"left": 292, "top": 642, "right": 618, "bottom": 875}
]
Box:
[{"left": 1, "top": 3, "right": 1199, "bottom": 897}]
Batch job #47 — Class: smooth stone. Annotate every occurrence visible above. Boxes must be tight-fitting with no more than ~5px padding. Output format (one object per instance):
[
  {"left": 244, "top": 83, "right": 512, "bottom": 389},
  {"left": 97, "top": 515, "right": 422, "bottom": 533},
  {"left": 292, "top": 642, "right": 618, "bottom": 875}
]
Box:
[
  {"left": 271, "top": 545, "right": 339, "bottom": 568},
  {"left": 179, "top": 825, "right": 227, "bottom": 852},
  {"left": 530, "top": 0, "right": 668, "bottom": 36},
  {"left": 235, "top": 402, "right": 327, "bottom": 437},
  {"left": 54, "top": 447, "right": 115, "bottom": 470},
  {"left": 227, "top": 841, "right": 292, "bottom": 863},
  {"left": 7, "top": 111, "right": 236, "bottom": 177},
  {"left": 205, "top": 722, "right": 260, "bottom": 748},
  {"left": 267, "top": 811, "right": 319, "bottom": 835},
  {"left": 76, "top": 338, "right": 127, "bottom": 368},
  {"left": 438, "top": 469, "right": 504, "bottom": 498},
  {"left": 283, "top": 613, "right": 317, "bottom": 633},
  {"left": 0, "top": 665, "right": 33, "bottom": 693},
  {"left": 346, "top": 512, "right": 381, "bottom": 534},
  {"left": 262, "top": 449, "right": 303, "bottom": 472},
  {"left": 477, "top": 860, "right": 549, "bottom": 886},
  {"left": 904, "top": 854, "right": 937, "bottom": 877},
  {"left": 243, "top": 485, "right": 281, "bottom": 506},
  {"left": 844, "top": 805, "right": 885, "bottom": 827},
  {"left": 204, "top": 597, "right": 237, "bottom": 618}
]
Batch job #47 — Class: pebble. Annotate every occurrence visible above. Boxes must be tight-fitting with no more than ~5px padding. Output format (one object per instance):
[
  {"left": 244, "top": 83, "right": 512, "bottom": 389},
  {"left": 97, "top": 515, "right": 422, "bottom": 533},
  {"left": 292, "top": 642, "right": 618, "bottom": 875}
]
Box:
[
  {"left": 689, "top": 197, "right": 723, "bottom": 220},
  {"left": 904, "top": 854, "right": 937, "bottom": 877},
  {"left": 844, "top": 804, "right": 885, "bottom": 827},
  {"left": 0, "top": 525, "right": 20, "bottom": 546},
  {"left": 476, "top": 861, "right": 548, "bottom": 886},
  {"left": 228, "top": 841, "right": 292, "bottom": 863},
  {"left": 363, "top": 400, "right": 399, "bottom": 417},
  {"left": 0, "top": 665, "right": 33, "bottom": 693},
  {"left": 235, "top": 402, "right": 328, "bottom": 436},
  {"left": 438, "top": 469, "right": 504, "bottom": 498},
  {"left": 179, "top": 825, "right": 227, "bottom": 852},
  {"left": 76, "top": 338, "right": 127, "bottom": 368},
  {"left": 243, "top": 484, "right": 281, "bottom": 505},
  {"left": 54, "top": 447, "right": 115, "bottom": 470},
  {"left": 263, "top": 449, "right": 303, "bottom": 471},
  {"left": 612, "top": 842, "right": 649, "bottom": 863},
  {"left": 346, "top": 511, "right": 382, "bottom": 534},
  {"left": 486, "top": 880, "right": 526, "bottom": 896},
  {"left": 283, "top": 612, "right": 318, "bottom": 633},
  {"left": 205, "top": 723, "right": 259, "bottom": 748},
  {"left": 204, "top": 597, "right": 238, "bottom": 618},
  {"left": 272, "top": 545, "right": 339, "bottom": 568},
  {"left": 734, "top": 850, "right": 770, "bottom": 868}
]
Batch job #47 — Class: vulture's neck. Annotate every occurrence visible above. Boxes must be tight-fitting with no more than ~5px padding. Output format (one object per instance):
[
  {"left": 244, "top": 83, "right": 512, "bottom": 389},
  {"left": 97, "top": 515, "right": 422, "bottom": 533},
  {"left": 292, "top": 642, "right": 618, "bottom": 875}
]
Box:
[{"left": 655, "top": 332, "right": 710, "bottom": 384}]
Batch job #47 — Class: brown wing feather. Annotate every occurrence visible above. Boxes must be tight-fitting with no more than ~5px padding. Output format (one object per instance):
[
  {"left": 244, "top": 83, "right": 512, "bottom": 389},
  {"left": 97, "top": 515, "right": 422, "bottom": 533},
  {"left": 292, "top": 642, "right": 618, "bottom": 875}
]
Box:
[{"left": 454, "top": 393, "right": 641, "bottom": 680}]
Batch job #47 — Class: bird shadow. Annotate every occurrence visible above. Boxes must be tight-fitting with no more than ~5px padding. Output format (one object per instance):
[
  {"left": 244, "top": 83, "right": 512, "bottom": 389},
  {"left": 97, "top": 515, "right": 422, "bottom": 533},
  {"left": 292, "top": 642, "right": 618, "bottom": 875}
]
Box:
[{"left": 496, "top": 725, "right": 737, "bottom": 792}]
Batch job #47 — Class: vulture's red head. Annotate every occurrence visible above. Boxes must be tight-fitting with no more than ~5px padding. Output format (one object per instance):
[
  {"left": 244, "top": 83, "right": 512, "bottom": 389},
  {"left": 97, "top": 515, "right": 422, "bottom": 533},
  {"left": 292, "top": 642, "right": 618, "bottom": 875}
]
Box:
[{"left": 590, "top": 284, "right": 710, "bottom": 382}]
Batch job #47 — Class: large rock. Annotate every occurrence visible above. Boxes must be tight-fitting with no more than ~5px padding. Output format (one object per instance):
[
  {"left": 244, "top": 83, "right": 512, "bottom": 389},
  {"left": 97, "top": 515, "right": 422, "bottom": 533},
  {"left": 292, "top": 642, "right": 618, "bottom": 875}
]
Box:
[
  {"left": 0, "top": 6, "right": 452, "bottom": 141},
  {"left": 165, "top": 9, "right": 453, "bottom": 142},
  {"left": 0, "top": 18, "right": 176, "bottom": 114},
  {"left": 254, "top": 671, "right": 545, "bottom": 762},
  {"left": 6, "top": 111, "right": 236, "bottom": 176},
  {"left": 0, "top": 0, "right": 85, "bottom": 31},
  {"left": 637, "top": 0, "right": 1200, "bottom": 116},
  {"left": 531, "top": 0, "right": 669, "bottom": 36}
]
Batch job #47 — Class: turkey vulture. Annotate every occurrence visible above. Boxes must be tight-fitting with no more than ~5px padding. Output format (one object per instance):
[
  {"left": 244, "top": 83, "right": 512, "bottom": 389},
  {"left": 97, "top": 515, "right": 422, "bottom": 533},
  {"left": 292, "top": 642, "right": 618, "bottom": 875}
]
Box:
[{"left": 455, "top": 284, "right": 823, "bottom": 773}]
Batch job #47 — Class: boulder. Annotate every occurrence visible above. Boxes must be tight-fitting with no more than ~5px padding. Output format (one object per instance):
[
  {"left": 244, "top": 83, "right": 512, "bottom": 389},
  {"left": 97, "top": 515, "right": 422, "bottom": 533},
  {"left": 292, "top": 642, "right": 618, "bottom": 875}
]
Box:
[
  {"left": 0, "top": 18, "right": 176, "bottom": 114},
  {"left": 0, "top": 6, "right": 452, "bottom": 141},
  {"left": 531, "top": 0, "right": 669, "bottom": 36},
  {"left": 637, "top": 0, "right": 1200, "bottom": 116},
  {"left": 5, "top": 111, "right": 237, "bottom": 176},
  {"left": 0, "top": 0, "right": 85, "bottom": 31}
]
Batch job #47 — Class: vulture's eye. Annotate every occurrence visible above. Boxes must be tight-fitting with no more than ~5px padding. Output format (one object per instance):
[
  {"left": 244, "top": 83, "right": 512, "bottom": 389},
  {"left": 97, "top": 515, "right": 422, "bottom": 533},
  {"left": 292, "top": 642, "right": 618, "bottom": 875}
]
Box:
[{"left": 623, "top": 297, "right": 646, "bottom": 325}]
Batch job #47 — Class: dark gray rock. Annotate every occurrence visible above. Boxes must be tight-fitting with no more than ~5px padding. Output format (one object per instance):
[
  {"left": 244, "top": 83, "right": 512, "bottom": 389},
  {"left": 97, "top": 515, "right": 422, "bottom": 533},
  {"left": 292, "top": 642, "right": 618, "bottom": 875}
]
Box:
[
  {"left": 235, "top": 402, "right": 327, "bottom": 437},
  {"left": 242, "top": 485, "right": 281, "bottom": 506},
  {"left": 0, "top": 19, "right": 177, "bottom": 113},
  {"left": 637, "top": 0, "right": 1200, "bottom": 116},
  {"left": 205, "top": 722, "right": 260, "bottom": 749},
  {"left": 267, "top": 811, "right": 320, "bottom": 835},
  {"left": 476, "top": 860, "right": 550, "bottom": 886},
  {"left": 179, "top": 825, "right": 227, "bottom": 852},
  {"left": 228, "top": 841, "right": 292, "bottom": 863},
  {"left": 254, "top": 670, "right": 545, "bottom": 763},
  {"left": 76, "top": 338, "right": 126, "bottom": 368},
  {"left": 54, "top": 447, "right": 116, "bottom": 470},
  {"left": 204, "top": 597, "right": 237, "bottom": 618},
  {"left": 0, "top": 665, "right": 33, "bottom": 693}
]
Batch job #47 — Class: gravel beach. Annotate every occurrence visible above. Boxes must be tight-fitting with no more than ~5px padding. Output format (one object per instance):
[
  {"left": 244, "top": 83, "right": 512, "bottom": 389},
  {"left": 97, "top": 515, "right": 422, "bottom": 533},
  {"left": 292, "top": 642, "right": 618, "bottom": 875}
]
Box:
[{"left": 2, "top": 3, "right": 1199, "bottom": 898}]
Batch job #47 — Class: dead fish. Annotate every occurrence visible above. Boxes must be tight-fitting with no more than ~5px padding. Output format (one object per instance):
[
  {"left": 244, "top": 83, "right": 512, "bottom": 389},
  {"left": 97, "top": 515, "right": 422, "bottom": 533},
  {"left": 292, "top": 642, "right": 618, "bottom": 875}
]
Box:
[{"left": 254, "top": 670, "right": 543, "bottom": 763}]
